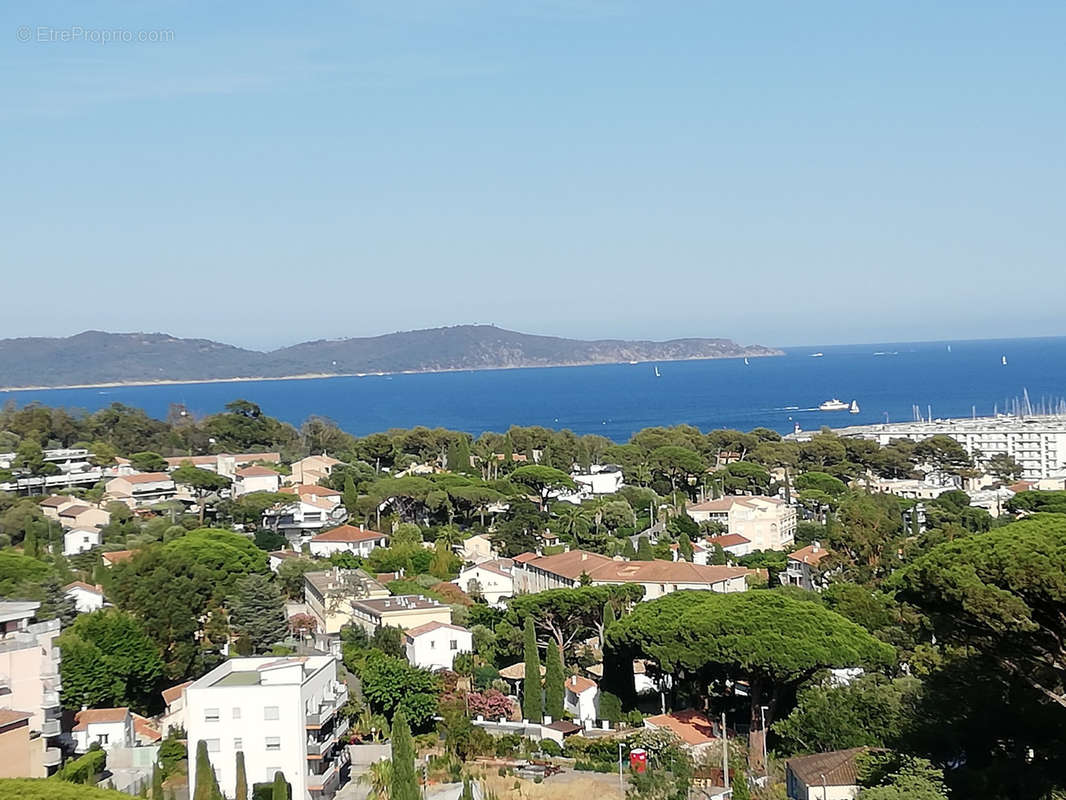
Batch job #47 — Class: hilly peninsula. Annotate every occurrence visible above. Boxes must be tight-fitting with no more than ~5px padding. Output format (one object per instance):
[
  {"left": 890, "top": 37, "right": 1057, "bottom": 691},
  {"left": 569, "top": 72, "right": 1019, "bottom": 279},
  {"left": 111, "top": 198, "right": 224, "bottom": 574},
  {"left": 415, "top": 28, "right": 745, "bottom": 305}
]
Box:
[{"left": 0, "top": 325, "right": 782, "bottom": 388}]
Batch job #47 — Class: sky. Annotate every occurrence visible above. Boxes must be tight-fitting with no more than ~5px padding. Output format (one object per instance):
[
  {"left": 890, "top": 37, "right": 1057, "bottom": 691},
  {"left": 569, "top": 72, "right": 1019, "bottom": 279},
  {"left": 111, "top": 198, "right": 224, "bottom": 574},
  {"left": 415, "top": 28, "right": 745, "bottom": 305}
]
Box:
[{"left": 2, "top": 1, "right": 1064, "bottom": 350}]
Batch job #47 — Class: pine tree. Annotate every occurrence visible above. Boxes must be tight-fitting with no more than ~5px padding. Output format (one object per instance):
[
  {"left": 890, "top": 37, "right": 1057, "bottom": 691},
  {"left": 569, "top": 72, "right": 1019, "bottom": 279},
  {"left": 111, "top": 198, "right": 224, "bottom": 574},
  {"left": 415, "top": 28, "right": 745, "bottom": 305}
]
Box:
[
  {"left": 543, "top": 640, "right": 564, "bottom": 721},
  {"left": 521, "top": 617, "right": 542, "bottom": 722},
  {"left": 151, "top": 762, "right": 164, "bottom": 800},
  {"left": 623, "top": 538, "right": 637, "bottom": 559},
  {"left": 234, "top": 751, "right": 248, "bottom": 800},
  {"left": 343, "top": 474, "right": 359, "bottom": 515},
  {"left": 679, "top": 531, "right": 694, "bottom": 562},
  {"left": 636, "top": 536, "right": 654, "bottom": 561},
  {"left": 228, "top": 574, "right": 287, "bottom": 653},
  {"left": 390, "top": 711, "right": 420, "bottom": 800},
  {"left": 272, "top": 771, "right": 288, "bottom": 800}
]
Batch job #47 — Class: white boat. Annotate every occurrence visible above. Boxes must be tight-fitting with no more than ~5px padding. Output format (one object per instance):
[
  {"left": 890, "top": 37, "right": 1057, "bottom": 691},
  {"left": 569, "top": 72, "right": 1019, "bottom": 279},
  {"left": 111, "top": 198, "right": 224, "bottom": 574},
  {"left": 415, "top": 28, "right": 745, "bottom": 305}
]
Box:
[
  {"left": 1001, "top": 355, "right": 1007, "bottom": 366},
  {"left": 744, "top": 358, "right": 750, "bottom": 365},
  {"left": 849, "top": 400, "right": 860, "bottom": 414},
  {"left": 654, "top": 366, "right": 661, "bottom": 377},
  {"left": 810, "top": 352, "right": 824, "bottom": 357},
  {"left": 818, "top": 398, "right": 850, "bottom": 411}
]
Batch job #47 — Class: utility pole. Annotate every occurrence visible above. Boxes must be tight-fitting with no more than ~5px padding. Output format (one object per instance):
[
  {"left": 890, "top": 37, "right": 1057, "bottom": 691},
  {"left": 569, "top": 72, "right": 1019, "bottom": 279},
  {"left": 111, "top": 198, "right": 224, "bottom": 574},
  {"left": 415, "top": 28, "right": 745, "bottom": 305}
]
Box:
[{"left": 618, "top": 741, "right": 625, "bottom": 798}]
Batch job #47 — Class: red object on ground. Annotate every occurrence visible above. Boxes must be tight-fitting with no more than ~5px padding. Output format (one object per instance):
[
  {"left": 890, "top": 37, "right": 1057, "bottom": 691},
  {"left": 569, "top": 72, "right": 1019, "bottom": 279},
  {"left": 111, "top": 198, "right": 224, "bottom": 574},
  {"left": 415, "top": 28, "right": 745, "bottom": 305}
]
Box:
[{"left": 630, "top": 748, "right": 647, "bottom": 773}]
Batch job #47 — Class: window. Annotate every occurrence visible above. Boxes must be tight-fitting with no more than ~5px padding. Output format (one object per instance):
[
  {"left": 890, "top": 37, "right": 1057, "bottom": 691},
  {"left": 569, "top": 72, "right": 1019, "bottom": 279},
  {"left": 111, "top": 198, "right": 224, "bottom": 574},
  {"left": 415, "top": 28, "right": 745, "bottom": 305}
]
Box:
[
  {"left": 449, "top": 640, "right": 458, "bottom": 650},
  {"left": 232, "top": 707, "right": 241, "bottom": 719},
  {"left": 429, "top": 640, "right": 436, "bottom": 649},
  {"left": 264, "top": 706, "right": 279, "bottom": 721},
  {"left": 233, "top": 738, "right": 243, "bottom": 751},
  {"left": 206, "top": 739, "right": 220, "bottom": 753},
  {"left": 97, "top": 733, "right": 109, "bottom": 745},
  {"left": 265, "top": 736, "right": 281, "bottom": 752},
  {"left": 204, "top": 708, "right": 220, "bottom": 722}
]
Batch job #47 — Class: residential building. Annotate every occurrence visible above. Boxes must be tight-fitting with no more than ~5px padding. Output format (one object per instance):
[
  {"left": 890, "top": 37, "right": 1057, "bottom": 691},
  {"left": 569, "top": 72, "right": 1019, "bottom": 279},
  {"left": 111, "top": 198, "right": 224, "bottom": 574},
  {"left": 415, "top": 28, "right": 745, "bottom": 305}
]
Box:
[
  {"left": 404, "top": 622, "right": 472, "bottom": 672},
  {"left": 346, "top": 596, "right": 453, "bottom": 636},
  {"left": 101, "top": 550, "right": 135, "bottom": 567},
  {"left": 512, "top": 550, "right": 750, "bottom": 599},
  {"left": 291, "top": 455, "right": 342, "bottom": 486},
  {"left": 39, "top": 495, "right": 78, "bottom": 521},
  {"left": 233, "top": 466, "right": 282, "bottom": 496},
  {"left": 687, "top": 496, "right": 796, "bottom": 551},
  {"left": 63, "top": 527, "right": 102, "bottom": 556},
  {"left": 0, "top": 601, "right": 63, "bottom": 776},
  {"left": 159, "top": 681, "right": 192, "bottom": 736},
  {"left": 563, "top": 675, "right": 599, "bottom": 722},
  {"left": 460, "top": 533, "right": 496, "bottom": 562},
  {"left": 308, "top": 526, "right": 387, "bottom": 559},
  {"left": 185, "top": 655, "right": 349, "bottom": 800},
  {"left": 781, "top": 543, "right": 833, "bottom": 591},
  {"left": 105, "top": 473, "right": 179, "bottom": 508},
  {"left": 0, "top": 709, "right": 37, "bottom": 778},
  {"left": 787, "top": 414, "right": 1066, "bottom": 480},
  {"left": 871, "top": 478, "right": 952, "bottom": 501},
  {"left": 644, "top": 711, "right": 719, "bottom": 757},
  {"left": 63, "top": 582, "right": 106, "bottom": 614},
  {"left": 282, "top": 485, "right": 344, "bottom": 506},
  {"left": 562, "top": 465, "right": 624, "bottom": 502},
  {"left": 72, "top": 707, "right": 134, "bottom": 752},
  {"left": 163, "top": 452, "right": 281, "bottom": 478},
  {"left": 454, "top": 559, "right": 514, "bottom": 605},
  {"left": 57, "top": 504, "right": 110, "bottom": 530},
  {"left": 269, "top": 550, "right": 304, "bottom": 573},
  {"left": 703, "top": 533, "right": 753, "bottom": 558},
  {"left": 133, "top": 714, "right": 162, "bottom": 746},
  {"left": 785, "top": 748, "right": 867, "bottom": 800},
  {"left": 263, "top": 498, "right": 348, "bottom": 540},
  {"left": 303, "top": 569, "right": 390, "bottom": 635}
]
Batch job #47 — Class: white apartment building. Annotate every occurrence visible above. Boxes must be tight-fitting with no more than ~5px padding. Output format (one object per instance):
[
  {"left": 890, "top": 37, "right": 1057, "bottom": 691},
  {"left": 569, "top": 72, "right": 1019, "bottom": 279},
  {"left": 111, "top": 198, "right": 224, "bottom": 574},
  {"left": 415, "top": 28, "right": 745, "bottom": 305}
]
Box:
[
  {"left": 72, "top": 707, "right": 134, "bottom": 752},
  {"left": 308, "top": 526, "right": 387, "bottom": 559},
  {"left": 186, "top": 655, "right": 350, "bottom": 800},
  {"left": 0, "top": 602, "right": 63, "bottom": 775},
  {"left": 687, "top": 496, "right": 796, "bottom": 551},
  {"left": 789, "top": 414, "right": 1066, "bottom": 480}
]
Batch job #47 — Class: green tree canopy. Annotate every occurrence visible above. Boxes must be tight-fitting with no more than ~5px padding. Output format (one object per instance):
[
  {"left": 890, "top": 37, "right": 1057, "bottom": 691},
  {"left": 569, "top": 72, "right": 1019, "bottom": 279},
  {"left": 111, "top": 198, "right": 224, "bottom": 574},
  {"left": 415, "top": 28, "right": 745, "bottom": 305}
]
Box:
[
  {"left": 506, "top": 584, "right": 644, "bottom": 654},
  {"left": 228, "top": 573, "right": 287, "bottom": 654},
  {"left": 509, "top": 465, "right": 576, "bottom": 510}
]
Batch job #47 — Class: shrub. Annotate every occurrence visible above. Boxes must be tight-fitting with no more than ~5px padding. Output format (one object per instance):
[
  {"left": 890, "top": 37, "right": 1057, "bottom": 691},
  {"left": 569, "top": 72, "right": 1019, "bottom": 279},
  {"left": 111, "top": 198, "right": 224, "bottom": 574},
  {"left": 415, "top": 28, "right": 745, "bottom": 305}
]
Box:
[
  {"left": 55, "top": 749, "right": 106, "bottom": 784},
  {"left": 539, "top": 740, "right": 562, "bottom": 757}
]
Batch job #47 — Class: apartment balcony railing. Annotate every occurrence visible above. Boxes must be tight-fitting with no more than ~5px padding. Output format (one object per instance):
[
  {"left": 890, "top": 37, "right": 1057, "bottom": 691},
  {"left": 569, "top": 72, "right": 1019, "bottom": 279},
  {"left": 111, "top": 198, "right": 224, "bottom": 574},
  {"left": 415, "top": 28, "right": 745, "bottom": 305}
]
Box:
[
  {"left": 41, "top": 718, "right": 62, "bottom": 737},
  {"left": 42, "top": 747, "right": 62, "bottom": 767},
  {"left": 305, "top": 693, "right": 345, "bottom": 727},
  {"left": 41, "top": 690, "right": 60, "bottom": 709},
  {"left": 306, "top": 732, "right": 335, "bottom": 757}
]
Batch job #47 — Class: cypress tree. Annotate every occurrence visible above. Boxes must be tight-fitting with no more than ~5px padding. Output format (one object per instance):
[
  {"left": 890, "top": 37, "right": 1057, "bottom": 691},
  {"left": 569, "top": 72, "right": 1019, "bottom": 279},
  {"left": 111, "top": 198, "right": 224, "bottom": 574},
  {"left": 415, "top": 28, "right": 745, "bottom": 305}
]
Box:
[
  {"left": 502, "top": 434, "right": 514, "bottom": 463},
  {"left": 543, "top": 640, "right": 564, "bottom": 721},
  {"left": 192, "top": 740, "right": 219, "bottom": 800},
  {"left": 390, "top": 711, "right": 419, "bottom": 800},
  {"left": 23, "top": 525, "right": 38, "bottom": 558},
  {"left": 679, "top": 531, "right": 694, "bottom": 562},
  {"left": 234, "top": 751, "right": 248, "bottom": 800},
  {"left": 636, "top": 536, "right": 654, "bottom": 561},
  {"left": 521, "top": 617, "right": 542, "bottom": 722},
  {"left": 152, "top": 762, "right": 164, "bottom": 800},
  {"left": 448, "top": 438, "right": 473, "bottom": 474},
  {"left": 343, "top": 474, "right": 359, "bottom": 515},
  {"left": 623, "top": 538, "right": 637, "bottom": 559},
  {"left": 271, "top": 771, "right": 288, "bottom": 800},
  {"left": 603, "top": 602, "right": 616, "bottom": 637}
]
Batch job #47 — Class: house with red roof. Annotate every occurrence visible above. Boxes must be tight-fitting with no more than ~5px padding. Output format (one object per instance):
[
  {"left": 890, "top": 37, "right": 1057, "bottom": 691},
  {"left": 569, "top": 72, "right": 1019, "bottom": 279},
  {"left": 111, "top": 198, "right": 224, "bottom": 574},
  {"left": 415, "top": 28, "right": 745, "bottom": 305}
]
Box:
[
  {"left": 308, "top": 525, "right": 387, "bottom": 558},
  {"left": 782, "top": 542, "right": 834, "bottom": 591},
  {"left": 563, "top": 674, "right": 600, "bottom": 721},
  {"left": 704, "top": 532, "right": 754, "bottom": 558},
  {"left": 644, "top": 710, "right": 720, "bottom": 756},
  {"left": 63, "top": 581, "right": 106, "bottom": 614},
  {"left": 72, "top": 707, "right": 133, "bottom": 753},
  {"left": 687, "top": 495, "right": 796, "bottom": 551}
]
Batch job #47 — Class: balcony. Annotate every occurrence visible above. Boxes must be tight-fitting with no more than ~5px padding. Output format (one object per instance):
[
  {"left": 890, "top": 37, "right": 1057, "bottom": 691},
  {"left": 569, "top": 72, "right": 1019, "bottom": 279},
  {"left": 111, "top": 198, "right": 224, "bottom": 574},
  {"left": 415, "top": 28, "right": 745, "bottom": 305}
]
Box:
[
  {"left": 41, "top": 691, "right": 60, "bottom": 709},
  {"left": 41, "top": 718, "right": 62, "bottom": 737},
  {"left": 305, "top": 694, "right": 344, "bottom": 728},
  {"left": 43, "top": 747, "right": 62, "bottom": 767},
  {"left": 306, "top": 763, "right": 339, "bottom": 793},
  {"left": 306, "top": 733, "right": 335, "bottom": 757}
]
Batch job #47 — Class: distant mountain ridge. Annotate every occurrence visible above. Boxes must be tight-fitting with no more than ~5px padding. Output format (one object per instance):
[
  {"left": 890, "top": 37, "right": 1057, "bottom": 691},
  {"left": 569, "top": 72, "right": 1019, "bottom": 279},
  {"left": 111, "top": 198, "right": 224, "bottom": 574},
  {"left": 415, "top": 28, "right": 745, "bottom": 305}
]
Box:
[{"left": 0, "top": 325, "right": 782, "bottom": 388}]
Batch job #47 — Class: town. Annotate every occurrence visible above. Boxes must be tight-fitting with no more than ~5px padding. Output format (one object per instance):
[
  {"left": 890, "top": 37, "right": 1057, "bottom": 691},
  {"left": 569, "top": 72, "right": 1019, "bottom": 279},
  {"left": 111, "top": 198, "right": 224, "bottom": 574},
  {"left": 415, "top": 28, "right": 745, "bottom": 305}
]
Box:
[{"left": 0, "top": 399, "right": 1063, "bottom": 800}]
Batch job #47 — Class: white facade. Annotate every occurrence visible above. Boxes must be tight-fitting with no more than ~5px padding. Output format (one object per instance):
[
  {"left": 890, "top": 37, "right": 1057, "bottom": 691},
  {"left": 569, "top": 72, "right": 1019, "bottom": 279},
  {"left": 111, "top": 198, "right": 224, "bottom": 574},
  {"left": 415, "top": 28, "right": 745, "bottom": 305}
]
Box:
[
  {"left": 185, "top": 655, "right": 349, "bottom": 800},
  {"left": 307, "top": 529, "right": 387, "bottom": 559},
  {"left": 455, "top": 560, "right": 514, "bottom": 605},
  {"left": 233, "top": 469, "right": 282, "bottom": 496},
  {"left": 72, "top": 709, "right": 134, "bottom": 753},
  {"left": 562, "top": 675, "right": 599, "bottom": 722},
  {"left": 263, "top": 499, "right": 348, "bottom": 539},
  {"left": 687, "top": 496, "right": 796, "bottom": 552},
  {"left": 789, "top": 414, "right": 1066, "bottom": 480},
  {"left": 64, "top": 583, "right": 106, "bottom": 614},
  {"left": 63, "top": 527, "right": 102, "bottom": 556},
  {"left": 404, "top": 622, "right": 473, "bottom": 672}
]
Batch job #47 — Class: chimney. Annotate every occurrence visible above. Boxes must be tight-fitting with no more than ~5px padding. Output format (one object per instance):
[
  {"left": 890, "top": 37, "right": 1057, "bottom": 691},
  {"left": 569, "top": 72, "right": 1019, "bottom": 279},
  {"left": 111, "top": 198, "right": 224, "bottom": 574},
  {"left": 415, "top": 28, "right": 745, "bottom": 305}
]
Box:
[{"left": 581, "top": 553, "right": 588, "bottom": 561}]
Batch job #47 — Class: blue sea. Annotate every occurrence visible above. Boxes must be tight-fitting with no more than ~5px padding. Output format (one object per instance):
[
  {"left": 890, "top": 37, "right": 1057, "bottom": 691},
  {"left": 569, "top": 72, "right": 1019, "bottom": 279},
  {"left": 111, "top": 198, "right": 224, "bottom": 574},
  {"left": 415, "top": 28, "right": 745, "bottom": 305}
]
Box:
[{"left": 3, "top": 337, "right": 1066, "bottom": 441}]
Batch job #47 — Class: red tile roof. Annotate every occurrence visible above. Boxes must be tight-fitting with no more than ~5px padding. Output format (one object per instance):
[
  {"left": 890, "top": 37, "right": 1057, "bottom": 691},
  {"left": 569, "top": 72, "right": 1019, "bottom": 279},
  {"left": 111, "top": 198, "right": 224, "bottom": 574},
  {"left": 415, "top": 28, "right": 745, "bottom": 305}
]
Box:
[
  {"left": 645, "top": 710, "right": 716, "bottom": 746},
  {"left": 705, "top": 533, "right": 751, "bottom": 548},
  {"left": 133, "top": 714, "right": 162, "bottom": 742},
  {"left": 518, "top": 549, "right": 748, "bottom": 586},
  {"left": 102, "top": 550, "right": 134, "bottom": 565},
  {"left": 63, "top": 581, "right": 105, "bottom": 595},
  {"left": 124, "top": 472, "right": 172, "bottom": 484},
  {"left": 281, "top": 484, "right": 342, "bottom": 498},
  {"left": 789, "top": 544, "right": 832, "bottom": 565},
  {"left": 236, "top": 465, "right": 280, "bottom": 478},
  {"left": 786, "top": 748, "right": 870, "bottom": 787},
  {"left": 565, "top": 674, "right": 597, "bottom": 694},
  {"left": 59, "top": 504, "right": 92, "bottom": 517},
  {"left": 404, "top": 621, "right": 470, "bottom": 639},
  {"left": 310, "top": 525, "right": 385, "bottom": 543},
  {"left": 73, "top": 707, "right": 130, "bottom": 730},
  {"left": 161, "top": 681, "right": 192, "bottom": 705},
  {"left": 40, "top": 495, "right": 76, "bottom": 507}
]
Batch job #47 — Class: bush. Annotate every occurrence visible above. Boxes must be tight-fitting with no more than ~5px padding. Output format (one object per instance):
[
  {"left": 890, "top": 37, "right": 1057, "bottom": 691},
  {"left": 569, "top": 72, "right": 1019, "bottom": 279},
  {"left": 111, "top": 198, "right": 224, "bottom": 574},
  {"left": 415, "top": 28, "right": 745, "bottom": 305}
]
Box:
[
  {"left": 4, "top": 780, "right": 129, "bottom": 799},
  {"left": 626, "top": 710, "right": 645, "bottom": 727},
  {"left": 55, "top": 749, "right": 106, "bottom": 784},
  {"left": 252, "top": 781, "right": 291, "bottom": 800},
  {"left": 598, "top": 691, "right": 623, "bottom": 723},
  {"left": 494, "top": 734, "right": 523, "bottom": 758},
  {"left": 539, "top": 740, "right": 562, "bottom": 757},
  {"left": 157, "top": 734, "right": 186, "bottom": 778}
]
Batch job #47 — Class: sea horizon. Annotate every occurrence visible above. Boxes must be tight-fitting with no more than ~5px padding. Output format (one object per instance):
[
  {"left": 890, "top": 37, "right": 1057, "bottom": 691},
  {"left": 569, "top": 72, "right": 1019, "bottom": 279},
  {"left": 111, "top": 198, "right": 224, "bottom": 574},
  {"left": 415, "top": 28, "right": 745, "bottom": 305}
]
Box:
[{"left": 3, "top": 334, "right": 1065, "bottom": 442}]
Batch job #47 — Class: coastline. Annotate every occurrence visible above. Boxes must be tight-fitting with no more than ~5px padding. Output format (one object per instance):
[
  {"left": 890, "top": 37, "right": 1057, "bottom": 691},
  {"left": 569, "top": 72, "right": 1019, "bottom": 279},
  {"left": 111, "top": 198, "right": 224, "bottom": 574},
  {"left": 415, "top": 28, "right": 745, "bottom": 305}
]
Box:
[{"left": 0, "top": 351, "right": 783, "bottom": 392}]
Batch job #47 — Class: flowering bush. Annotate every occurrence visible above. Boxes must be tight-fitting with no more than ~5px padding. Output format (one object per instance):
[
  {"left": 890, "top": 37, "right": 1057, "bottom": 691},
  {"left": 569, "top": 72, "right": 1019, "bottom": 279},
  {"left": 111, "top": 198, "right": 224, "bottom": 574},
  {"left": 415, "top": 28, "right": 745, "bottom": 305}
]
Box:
[{"left": 466, "top": 689, "right": 515, "bottom": 719}]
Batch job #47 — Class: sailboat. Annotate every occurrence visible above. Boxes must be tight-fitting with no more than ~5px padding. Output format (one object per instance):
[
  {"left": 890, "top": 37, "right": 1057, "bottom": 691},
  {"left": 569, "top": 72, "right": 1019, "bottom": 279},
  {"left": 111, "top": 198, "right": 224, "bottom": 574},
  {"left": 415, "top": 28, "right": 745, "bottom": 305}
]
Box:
[
  {"left": 1002, "top": 355, "right": 1008, "bottom": 366},
  {"left": 849, "top": 400, "right": 860, "bottom": 414},
  {"left": 654, "top": 366, "right": 661, "bottom": 378},
  {"left": 744, "top": 358, "right": 750, "bottom": 366},
  {"left": 947, "top": 345, "right": 952, "bottom": 353}
]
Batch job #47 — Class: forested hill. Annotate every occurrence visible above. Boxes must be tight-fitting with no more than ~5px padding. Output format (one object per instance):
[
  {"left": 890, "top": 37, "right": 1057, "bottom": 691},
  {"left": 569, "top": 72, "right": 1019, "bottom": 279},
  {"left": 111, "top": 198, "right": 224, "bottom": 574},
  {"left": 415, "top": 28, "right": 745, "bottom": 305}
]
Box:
[{"left": 0, "top": 326, "right": 781, "bottom": 388}]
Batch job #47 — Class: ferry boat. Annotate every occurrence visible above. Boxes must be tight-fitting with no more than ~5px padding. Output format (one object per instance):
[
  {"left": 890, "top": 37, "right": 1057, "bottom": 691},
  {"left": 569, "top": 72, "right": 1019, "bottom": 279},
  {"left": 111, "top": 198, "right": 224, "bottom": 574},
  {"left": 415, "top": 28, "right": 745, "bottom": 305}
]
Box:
[{"left": 818, "top": 398, "right": 850, "bottom": 411}]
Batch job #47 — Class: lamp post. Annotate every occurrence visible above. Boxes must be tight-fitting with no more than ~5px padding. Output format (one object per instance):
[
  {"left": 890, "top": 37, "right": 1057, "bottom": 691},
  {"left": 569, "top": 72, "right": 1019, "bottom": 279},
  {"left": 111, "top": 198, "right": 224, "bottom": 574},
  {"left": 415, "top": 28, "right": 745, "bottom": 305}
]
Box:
[{"left": 618, "top": 742, "right": 625, "bottom": 797}]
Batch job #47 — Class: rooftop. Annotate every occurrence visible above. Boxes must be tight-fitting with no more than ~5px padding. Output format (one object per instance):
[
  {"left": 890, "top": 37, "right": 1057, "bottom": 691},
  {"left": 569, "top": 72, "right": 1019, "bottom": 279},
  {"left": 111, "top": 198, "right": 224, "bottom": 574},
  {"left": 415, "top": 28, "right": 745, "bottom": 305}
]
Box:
[
  {"left": 352, "top": 595, "right": 447, "bottom": 616},
  {"left": 517, "top": 549, "right": 749, "bottom": 586},
  {"left": 74, "top": 707, "right": 130, "bottom": 730},
  {"left": 786, "top": 748, "right": 870, "bottom": 787},
  {"left": 645, "top": 710, "right": 717, "bottom": 746},
  {"left": 789, "top": 543, "right": 832, "bottom": 565},
  {"left": 122, "top": 472, "right": 173, "bottom": 485},
  {"left": 310, "top": 525, "right": 386, "bottom": 543},
  {"left": 193, "top": 655, "right": 334, "bottom": 689},
  {"left": 236, "top": 465, "right": 280, "bottom": 478},
  {"left": 304, "top": 568, "right": 387, "bottom": 597},
  {"left": 405, "top": 621, "right": 470, "bottom": 639}
]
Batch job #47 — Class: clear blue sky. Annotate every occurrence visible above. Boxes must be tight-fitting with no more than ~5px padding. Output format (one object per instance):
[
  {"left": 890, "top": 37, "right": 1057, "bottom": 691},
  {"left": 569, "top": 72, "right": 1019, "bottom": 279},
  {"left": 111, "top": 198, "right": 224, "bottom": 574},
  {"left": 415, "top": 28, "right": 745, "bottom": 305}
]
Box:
[{"left": 3, "top": 1, "right": 1063, "bottom": 350}]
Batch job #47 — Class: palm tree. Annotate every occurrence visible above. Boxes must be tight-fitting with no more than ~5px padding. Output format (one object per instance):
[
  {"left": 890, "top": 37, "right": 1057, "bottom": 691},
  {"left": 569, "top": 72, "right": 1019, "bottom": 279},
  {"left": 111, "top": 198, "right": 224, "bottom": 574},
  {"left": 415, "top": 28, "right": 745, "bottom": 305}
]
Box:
[
  {"left": 359, "top": 760, "right": 393, "bottom": 800},
  {"left": 553, "top": 503, "right": 591, "bottom": 540}
]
